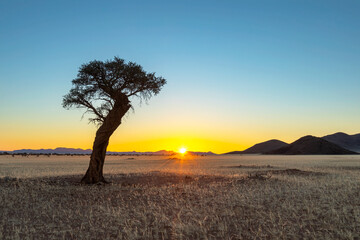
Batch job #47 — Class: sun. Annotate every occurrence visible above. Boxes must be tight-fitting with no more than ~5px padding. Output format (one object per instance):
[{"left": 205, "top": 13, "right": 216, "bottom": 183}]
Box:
[{"left": 179, "top": 147, "right": 187, "bottom": 154}]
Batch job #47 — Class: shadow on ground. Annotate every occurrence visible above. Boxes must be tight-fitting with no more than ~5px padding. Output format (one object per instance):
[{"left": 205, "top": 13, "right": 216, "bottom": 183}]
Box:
[
  {"left": 0, "top": 172, "right": 234, "bottom": 187},
  {"left": 0, "top": 167, "right": 328, "bottom": 189}
]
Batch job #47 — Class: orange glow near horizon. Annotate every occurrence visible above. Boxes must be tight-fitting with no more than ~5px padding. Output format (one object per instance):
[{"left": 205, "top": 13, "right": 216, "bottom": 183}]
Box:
[
  {"left": 107, "top": 136, "right": 249, "bottom": 154},
  {"left": 2, "top": 118, "right": 359, "bottom": 154},
  {"left": 179, "top": 147, "right": 187, "bottom": 154}
]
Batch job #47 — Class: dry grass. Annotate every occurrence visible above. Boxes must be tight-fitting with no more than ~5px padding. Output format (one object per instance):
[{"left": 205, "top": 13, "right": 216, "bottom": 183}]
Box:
[{"left": 0, "top": 155, "right": 360, "bottom": 239}]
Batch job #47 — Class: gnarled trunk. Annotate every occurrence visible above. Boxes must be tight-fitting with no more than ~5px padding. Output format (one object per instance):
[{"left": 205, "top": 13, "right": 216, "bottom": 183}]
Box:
[{"left": 81, "top": 102, "right": 130, "bottom": 184}]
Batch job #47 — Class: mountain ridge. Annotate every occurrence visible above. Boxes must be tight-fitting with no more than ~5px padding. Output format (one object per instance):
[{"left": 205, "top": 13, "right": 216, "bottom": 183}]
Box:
[
  {"left": 224, "top": 132, "right": 359, "bottom": 155},
  {"left": 322, "top": 132, "right": 360, "bottom": 153},
  {"left": 266, "top": 135, "right": 357, "bottom": 155},
  {"left": 225, "top": 139, "right": 288, "bottom": 154}
]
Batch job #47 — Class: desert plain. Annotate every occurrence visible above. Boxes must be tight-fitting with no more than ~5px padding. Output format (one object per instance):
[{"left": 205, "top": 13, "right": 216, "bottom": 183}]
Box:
[{"left": 0, "top": 154, "right": 359, "bottom": 239}]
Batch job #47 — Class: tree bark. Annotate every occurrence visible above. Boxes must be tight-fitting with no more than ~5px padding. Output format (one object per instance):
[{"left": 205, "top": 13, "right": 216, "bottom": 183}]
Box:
[{"left": 81, "top": 101, "right": 130, "bottom": 184}]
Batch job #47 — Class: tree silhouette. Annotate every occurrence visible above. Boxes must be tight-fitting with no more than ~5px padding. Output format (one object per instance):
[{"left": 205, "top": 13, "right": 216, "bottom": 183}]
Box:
[{"left": 63, "top": 57, "right": 166, "bottom": 184}]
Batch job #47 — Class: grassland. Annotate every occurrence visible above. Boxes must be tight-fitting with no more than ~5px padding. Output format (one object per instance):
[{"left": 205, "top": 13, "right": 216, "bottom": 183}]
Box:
[{"left": 0, "top": 155, "right": 359, "bottom": 239}]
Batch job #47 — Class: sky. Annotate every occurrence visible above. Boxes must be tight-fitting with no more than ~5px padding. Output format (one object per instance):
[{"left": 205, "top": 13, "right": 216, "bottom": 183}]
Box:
[{"left": 0, "top": 0, "right": 359, "bottom": 153}]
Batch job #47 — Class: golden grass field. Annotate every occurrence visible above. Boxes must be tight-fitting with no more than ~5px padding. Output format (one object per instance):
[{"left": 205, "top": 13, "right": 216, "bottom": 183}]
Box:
[{"left": 1, "top": 154, "right": 359, "bottom": 239}]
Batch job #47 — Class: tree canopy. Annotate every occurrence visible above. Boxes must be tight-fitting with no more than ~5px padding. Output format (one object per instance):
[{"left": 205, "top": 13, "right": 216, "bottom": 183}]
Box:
[{"left": 63, "top": 57, "right": 166, "bottom": 124}]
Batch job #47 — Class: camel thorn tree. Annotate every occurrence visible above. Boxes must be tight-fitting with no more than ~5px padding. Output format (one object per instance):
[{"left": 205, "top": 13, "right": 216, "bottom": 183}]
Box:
[{"left": 63, "top": 57, "right": 166, "bottom": 184}]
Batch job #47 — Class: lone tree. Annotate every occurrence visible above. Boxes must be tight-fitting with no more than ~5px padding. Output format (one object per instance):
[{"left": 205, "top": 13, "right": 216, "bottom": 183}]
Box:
[{"left": 63, "top": 57, "right": 166, "bottom": 184}]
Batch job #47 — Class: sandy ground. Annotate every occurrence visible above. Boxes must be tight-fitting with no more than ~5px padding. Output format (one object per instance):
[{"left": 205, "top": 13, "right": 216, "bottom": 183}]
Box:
[{"left": 0, "top": 154, "right": 360, "bottom": 239}]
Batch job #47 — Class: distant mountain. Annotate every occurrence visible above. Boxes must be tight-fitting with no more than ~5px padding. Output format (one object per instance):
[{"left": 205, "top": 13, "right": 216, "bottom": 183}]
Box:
[
  {"left": 188, "top": 151, "right": 216, "bottom": 155},
  {"left": 322, "top": 132, "right": 360, "bottom": 153},
  {"left": 12, "top": 148, "right": 92, "bottom": 154},
  {"left": 7, "top": 148, "right": 177, "bottom": 155},
  {"left": 266, "top": 135, "right": 357, "bottom": 155},
  {"left": 0, "top": 148, "right": 215, "bottom": 156},
  {"left": 225, "top": 139, "right": 288, "bottom": 154},
  {"left": 107, "top": 150, "right": 176, "bottom": 155}
]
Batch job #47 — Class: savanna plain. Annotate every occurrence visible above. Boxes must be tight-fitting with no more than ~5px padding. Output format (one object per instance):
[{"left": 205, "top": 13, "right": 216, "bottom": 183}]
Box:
[{"left": 0, "top": 154, "right": 359, "bottom": 239}]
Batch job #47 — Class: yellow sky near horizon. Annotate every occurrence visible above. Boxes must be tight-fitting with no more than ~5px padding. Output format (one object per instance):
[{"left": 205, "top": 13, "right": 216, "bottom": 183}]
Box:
[{"left": 1, "top": 107, "right": 359, "bottom": 154}]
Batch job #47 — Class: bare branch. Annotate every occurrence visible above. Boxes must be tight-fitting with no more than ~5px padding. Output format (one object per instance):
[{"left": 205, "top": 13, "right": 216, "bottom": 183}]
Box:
[{"left": 80, "top": 98, "right": 105, "bottom": 122}]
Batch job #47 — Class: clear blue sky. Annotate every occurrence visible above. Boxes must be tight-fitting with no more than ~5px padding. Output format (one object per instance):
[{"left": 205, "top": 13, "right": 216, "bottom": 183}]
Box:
[{"left": 0, "top": 0, "right": 359, "bottom": 152}]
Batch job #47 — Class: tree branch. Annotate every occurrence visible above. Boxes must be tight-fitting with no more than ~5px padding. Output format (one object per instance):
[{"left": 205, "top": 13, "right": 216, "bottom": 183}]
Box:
[{"left": 78, "top": 98, "right": 105, "bottom": 122}]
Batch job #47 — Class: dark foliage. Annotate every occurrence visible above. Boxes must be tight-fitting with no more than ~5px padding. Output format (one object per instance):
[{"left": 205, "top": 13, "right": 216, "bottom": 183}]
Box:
[{"left": 63, "top": 57, "right": 166, "bottom": 124}]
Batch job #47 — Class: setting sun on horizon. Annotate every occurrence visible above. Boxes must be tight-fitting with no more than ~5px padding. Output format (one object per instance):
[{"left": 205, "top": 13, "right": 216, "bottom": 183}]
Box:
[{"left": 179, "top": 147, "right": 187, "bottom": 154}]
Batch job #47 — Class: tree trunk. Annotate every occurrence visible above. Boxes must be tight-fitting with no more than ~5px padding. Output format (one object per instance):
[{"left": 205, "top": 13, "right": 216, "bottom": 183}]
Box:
[{"left": 81, "top": 102, "right": 130, "bottom": 184}]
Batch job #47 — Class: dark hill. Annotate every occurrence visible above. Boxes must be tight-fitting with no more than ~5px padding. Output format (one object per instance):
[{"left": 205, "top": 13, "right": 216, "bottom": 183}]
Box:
[
  {"left": 267, "top": 135, "right": 357, "bottom": 155},
  {"left": 225, "top": 139, "right": 288, "bottom": 154},
  {"left": 322, "top": 132, "right": 360, "bottom": 153}
]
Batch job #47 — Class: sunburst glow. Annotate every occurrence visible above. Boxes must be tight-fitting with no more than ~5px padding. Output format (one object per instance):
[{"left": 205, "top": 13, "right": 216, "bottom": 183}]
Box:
[{"left": 179, "top": 147, "right": 187, "bottom": 154}]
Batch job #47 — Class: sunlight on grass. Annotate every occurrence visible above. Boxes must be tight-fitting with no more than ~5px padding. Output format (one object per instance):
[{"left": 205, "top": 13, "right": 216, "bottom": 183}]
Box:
[{"left": 0, "top": 155, "right": 360, "bottom": 239}]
